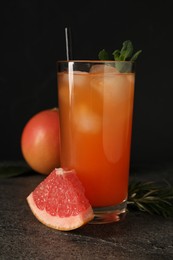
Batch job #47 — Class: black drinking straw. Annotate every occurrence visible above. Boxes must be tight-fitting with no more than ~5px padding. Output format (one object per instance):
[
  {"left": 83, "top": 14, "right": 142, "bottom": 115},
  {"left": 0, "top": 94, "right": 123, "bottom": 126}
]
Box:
[{"left": 65, "top": 27, "right": 73, "bottom": 60}]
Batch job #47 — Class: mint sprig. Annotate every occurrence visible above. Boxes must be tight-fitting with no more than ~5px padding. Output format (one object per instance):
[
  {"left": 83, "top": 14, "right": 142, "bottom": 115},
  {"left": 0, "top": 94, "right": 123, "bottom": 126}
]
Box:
[{"left": 98, "top": 40, "right": 142, "bottom": 62}]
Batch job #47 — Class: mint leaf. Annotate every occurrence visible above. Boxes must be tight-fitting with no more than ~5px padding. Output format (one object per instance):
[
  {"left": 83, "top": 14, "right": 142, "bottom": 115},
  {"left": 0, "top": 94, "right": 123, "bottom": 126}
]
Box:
[
  {"left": 98, "top": 49, "right": 110, "bottom": 60},
  {"left": 131, "top": 50, "right": 142, "bottom": 61},
  {"left": 112, "top": 50, "right": 121, "bottom": 60},
  {"left": 119, "top": 40, "right": 133, "bottom": 60}
]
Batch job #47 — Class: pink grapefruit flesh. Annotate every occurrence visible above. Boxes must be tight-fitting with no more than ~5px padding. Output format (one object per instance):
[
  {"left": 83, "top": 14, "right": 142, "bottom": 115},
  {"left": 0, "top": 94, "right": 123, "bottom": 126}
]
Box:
[{"left": 27, "top": 168, "right": 94, "bottom": 231}]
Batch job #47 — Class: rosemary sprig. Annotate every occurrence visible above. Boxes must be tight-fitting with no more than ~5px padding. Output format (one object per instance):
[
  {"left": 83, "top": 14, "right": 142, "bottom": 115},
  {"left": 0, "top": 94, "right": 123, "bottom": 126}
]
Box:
[
  {"left": 127, "top": 180, "right": 173, "bottom": 218},
  {"left": 0, "top": 161, "right": 30, "bottom": 179}
]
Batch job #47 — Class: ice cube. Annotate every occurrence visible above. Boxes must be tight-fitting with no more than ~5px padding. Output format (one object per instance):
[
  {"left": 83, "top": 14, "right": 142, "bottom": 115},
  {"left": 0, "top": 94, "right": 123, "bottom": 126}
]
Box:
[
  {"left": 91, "top": 72, "right": 134, "bottom": 104},
  {"left": 74, "top": 105, "right": 101, "bottom": 134},
  {"left": 105, "top": 73, "right": 135, "bottom": 103},
  {"left": 73, "top": 71, "right": 89, "bottom": 88},
  {"left": 58, "top": 71, "right": 89, "bottom": 88},
  {"left": 58, "top": 71, "right": 90, "bottom": 106},
  {"left": 74, "top": 71, "right": 88, "bottom": 75},
  {"left": 90, "top": 64, "right": 118, "bottom": 74},
  {"left": 105, "top": 74, "right": 129, "bottom": 99}
]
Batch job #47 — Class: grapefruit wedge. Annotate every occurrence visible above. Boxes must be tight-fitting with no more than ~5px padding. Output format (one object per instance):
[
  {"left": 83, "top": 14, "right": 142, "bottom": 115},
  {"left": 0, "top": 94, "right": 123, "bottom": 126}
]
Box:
[{"left": 27, "top": 168, "right": 94, "bottom": 231}]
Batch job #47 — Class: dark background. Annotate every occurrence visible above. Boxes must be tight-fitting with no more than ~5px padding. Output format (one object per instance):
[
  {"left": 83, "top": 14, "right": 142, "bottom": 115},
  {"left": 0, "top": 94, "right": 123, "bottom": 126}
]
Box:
[{"left": 1, "top": 0, "right": 173, "bottom": 165}]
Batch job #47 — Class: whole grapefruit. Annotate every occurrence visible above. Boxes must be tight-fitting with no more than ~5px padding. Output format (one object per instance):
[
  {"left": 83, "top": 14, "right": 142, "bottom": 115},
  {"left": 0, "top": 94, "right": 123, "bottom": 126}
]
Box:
[{"left": 21, "top": 108, "right": 60, "bottom": 175}]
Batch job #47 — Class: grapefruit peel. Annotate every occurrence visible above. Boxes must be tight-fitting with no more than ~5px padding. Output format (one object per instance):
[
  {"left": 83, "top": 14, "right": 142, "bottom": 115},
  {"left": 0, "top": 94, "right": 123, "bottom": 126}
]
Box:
[{"left": 27, "top": 168, "right": 94, "bottom": 231}]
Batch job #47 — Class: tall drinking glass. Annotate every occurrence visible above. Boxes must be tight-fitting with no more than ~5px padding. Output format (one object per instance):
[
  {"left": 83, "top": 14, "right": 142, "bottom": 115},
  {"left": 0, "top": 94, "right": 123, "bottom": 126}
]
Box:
[{"left": 57, "top": 60, "right": 135, "bottom": 223}]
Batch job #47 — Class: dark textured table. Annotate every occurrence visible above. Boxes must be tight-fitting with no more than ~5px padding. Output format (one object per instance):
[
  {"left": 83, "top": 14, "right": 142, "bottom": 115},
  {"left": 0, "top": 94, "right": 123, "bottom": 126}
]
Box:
[{"left": 0, "top": 163, "right": 173, "bottom": 260}]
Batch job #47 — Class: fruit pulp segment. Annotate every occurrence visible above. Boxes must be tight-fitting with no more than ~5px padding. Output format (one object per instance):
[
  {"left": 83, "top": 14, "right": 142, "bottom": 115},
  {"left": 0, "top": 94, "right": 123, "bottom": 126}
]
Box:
[
  {"left": 58, "top": 70, "right": 135, "bottom": 207},
  {"left": 32, "top": 169, "right": 91, "bottom": 218}
]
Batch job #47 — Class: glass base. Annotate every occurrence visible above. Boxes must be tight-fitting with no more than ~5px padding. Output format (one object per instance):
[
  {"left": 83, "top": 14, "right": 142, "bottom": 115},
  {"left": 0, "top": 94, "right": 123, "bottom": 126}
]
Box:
[{"left": 89, "top": 200, "right": 127, "bottom": 224}]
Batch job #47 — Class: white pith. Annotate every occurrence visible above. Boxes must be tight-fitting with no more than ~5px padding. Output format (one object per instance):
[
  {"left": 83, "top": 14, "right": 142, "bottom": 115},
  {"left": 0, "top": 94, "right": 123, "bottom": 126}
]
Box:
[{"left": 27, "top": 193, "right": 94, "bottom": 231}]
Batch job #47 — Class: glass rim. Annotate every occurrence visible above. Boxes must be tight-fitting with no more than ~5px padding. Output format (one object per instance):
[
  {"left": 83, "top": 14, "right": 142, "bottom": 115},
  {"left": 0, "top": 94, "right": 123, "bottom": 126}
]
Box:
[{"left": 57, "top": 60, "right": 135, "bottom": 64}]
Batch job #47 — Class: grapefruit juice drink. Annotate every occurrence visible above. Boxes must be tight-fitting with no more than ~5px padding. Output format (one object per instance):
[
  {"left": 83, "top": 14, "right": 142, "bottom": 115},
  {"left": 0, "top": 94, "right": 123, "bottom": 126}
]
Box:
[{"left": 57, "top": 61, "right": 135, "bottom": 223}]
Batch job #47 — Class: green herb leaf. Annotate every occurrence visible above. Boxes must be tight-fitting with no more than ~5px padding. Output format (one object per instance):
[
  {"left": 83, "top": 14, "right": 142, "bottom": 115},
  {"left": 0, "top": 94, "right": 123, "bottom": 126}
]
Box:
[
  {"left": 130, "top": 50, "right": 142, "bottom": 61},
  {"left": 98, "top": 49, "right": 110, "bottom": 60},
  {"left": 112, "top": 50, "right": 121, "bottom": 60},
  {"left": 0, "top": 162, "right": 31, "bottom": 179},
  {"left": 127, "top": 180, "right": 173, "bottom": 218},
  {"left": 119, "top": 40, "right": 134, "bottom": 60},
  {"left": 98, "top": 40, "right": 142, "bottom": 63}
]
